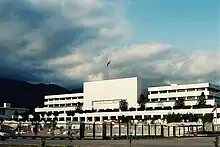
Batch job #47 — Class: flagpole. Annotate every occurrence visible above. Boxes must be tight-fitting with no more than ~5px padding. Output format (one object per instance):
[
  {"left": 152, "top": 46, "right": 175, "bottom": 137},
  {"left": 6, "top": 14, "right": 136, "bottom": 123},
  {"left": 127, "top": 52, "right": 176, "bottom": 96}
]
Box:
[{"left": 107, "top": 60, "right": 111, "bottom": 80}]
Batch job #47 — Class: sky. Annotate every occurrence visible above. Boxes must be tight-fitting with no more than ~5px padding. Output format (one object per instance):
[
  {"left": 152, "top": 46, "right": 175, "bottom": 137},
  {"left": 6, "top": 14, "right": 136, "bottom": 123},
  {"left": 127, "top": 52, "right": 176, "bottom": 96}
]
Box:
[{"left": 0, "top": 0, "right": 219, "bottom": 89}]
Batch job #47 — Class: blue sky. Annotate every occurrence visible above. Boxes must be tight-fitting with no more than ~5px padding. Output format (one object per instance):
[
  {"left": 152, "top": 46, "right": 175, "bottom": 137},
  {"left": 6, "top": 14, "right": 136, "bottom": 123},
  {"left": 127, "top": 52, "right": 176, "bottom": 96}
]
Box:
[{"left": 125, "top": 0, "right": 219, "bottom": 50}]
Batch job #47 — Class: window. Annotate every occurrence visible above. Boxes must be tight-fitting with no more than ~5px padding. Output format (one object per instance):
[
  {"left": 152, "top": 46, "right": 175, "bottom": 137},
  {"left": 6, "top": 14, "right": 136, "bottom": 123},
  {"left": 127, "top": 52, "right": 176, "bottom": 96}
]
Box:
[
  {"left": 160, "top": 98, "right": 167, "bottom": 101},
  {"left": 87, "top": 117, "right": 93, "bottom": 121},
  {"left": 60, "top": 104, "right": 65, "bottom": 107},
  {"left": 95, "top": 117, "right": 100, "bottom": 121},
  {"left": 187, "top": 88, "right": 195, "bottom": 92},
  {"left": 197, "top": 88, "right": 205, "bottom": 91},
  {"left": 78, "top": 96, "right": 83, "bottom": 99},
  {"left": 168, "top": 90, "right": 176, "bottom": 93},
  {"left": 187, "top": 96, "right": 195, "bottom": 100},
  {"left": 110, "top": 116, "right": 116, "bottom": 120},
  {"left": 66, "top": 98, "right": 71, "bottom": 100},
  {"left": 177, "top": 89, "right": 185, "bottom": 92},
  {"left": 59, "top": 98, "right": 65, "bottom": 100},
  {"left": 151, "top": 91, "right": 158, "bottom": 94},
  {"left": 73, "top": 117, "right": 78, "bottom": 121},
  {"left": 80, "top": 117, "right": 85, "bottom": 122},
  {"left": 160, "top": 91, "right": 167, "bottom": 93},
  {"left": 102, "top": 116, "right": 108, "bottom": 120},
  {"left": 66, "top": 117, "right": 71, "bottom": 121},
  {"left": 151, "top": 99, "right": 158, "bottom": 102},
  {"left": 169, "top": 98, "right": 176, "bottom": 101},
  {"left": 66, "top": 104, "right": 71, "bottom": 107},
  {"left": 59, "top": 117, "right": 64, "bottom": 121}
]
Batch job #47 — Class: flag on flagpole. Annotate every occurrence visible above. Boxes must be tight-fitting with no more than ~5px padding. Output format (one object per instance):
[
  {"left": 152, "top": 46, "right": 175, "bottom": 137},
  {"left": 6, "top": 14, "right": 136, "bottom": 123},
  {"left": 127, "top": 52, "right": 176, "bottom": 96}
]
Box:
[
  {"left": 107, "top": 60, "right": 111, "bottom": 67},
  {"left": 212, "top": 105, "right": 217, "bottom": 113}
]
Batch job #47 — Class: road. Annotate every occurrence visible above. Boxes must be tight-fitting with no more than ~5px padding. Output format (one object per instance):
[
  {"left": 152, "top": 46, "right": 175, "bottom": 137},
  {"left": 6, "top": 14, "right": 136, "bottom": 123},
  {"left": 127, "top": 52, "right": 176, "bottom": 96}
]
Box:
[{"left": 0, "top": 137, "right": 216, "bottom": 147}]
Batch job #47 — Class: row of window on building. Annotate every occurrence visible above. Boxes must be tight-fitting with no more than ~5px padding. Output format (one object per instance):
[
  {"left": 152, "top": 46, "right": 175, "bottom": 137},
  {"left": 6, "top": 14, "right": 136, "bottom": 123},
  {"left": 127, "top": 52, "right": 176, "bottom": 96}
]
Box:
[
  {"left": 149, "top": 96, "right": 214, "bottom": 102},
  {"left": 45, "top": 103, "right": 83, "bottom": 108},
  {"left": 149, "top": 87, "right": 220, "bottom": 95},
  {"left": 45, "top": 96, "right": 83, "bottom": 102}
]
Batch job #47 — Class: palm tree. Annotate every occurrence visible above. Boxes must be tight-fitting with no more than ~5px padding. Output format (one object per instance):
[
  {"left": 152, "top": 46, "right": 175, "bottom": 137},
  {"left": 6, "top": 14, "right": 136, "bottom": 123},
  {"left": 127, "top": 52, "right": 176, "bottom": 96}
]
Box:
[
  {"left": 174, "top": 98, "right": 185, "bottom": 109},
  {"left": 137, "top": 93, "right": 146, "bottom": 110},
  {"left": 119, "top": 100, "right": 128, "bottom": 111},
  {"left": 13, "top": 111, "right": 19, "bottom": 121},
  {"left": 197, "top": 92, "right": 206, "bottom": 108}
]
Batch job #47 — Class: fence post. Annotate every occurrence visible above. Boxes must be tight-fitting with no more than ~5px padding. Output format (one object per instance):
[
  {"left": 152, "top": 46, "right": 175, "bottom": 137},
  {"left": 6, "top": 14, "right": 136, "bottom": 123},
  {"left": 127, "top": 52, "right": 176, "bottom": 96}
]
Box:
[
  {"left": 148, "top": 125, "right": 150, "bottom": 136},
  {"left": 173, "top": 126, "right": 176, "bottom": 137},
  {"left": 119, "top": 122, "right": 121, "bottom": 137},
  {"left": 168, "top": 126, "right": 170, "bottom": 137},
  {"left": 110, "top": 123, "right": 113, "bottom": 138},
  {"left": 161, "top": 125, "right": 164, "bottom": 137},
  {"left": 93, "top": 123, "right": 96, "bottom": 139},
  {"left": 134, "top": 124, "right": 137, "bottom": 136},
  {"left": 80, "top": 122, "right": 85, "bottom": 139},
  {"left": 183, "top": 127, "right": 185, "bottom": 136},
  {"left": 142, "top": 124, "right": 144, "bottom": 136},
  {"left": 127, "top": 123, "right": 129, "bottom": 136},
  {"left": 102, "top": 123, "right": 106, "bottom": 140},
  {"left": 154, "top": 125, "right": 157, "bottom": 136}
]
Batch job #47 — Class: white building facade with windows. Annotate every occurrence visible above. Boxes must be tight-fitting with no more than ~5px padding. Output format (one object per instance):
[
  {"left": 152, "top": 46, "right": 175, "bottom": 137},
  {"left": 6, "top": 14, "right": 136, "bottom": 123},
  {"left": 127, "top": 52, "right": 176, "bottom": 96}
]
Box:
[{"left": 35, "top": 77, "right": 220, "bottom": 124}]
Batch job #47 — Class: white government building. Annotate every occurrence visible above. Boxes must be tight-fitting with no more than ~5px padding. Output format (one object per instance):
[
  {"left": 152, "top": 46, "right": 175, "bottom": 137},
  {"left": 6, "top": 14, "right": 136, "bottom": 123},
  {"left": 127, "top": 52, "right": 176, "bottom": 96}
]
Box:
[{"left": 35, "top": 77, "right": 220, "bottom": 123}]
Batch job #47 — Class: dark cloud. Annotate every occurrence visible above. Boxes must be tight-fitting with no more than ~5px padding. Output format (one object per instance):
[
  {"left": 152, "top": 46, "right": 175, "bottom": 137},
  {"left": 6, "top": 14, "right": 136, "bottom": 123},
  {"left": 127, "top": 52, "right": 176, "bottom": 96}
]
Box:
[{"left": 0, "top": 0, "right": 129, "bottom": 88}]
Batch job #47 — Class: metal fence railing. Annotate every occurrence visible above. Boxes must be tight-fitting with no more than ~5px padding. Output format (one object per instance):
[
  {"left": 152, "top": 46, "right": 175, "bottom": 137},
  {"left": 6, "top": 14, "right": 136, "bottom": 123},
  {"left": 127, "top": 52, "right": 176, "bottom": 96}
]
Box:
[{"left": 0, "top": 121, "right": 218, "bottom": 139}]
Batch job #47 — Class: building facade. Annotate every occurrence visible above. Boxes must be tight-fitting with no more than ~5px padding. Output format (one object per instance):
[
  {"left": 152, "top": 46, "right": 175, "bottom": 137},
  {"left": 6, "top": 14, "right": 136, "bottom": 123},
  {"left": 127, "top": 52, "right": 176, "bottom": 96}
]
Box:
[{"left": 35, "top": 77, "right": 220, "bottom": 124}]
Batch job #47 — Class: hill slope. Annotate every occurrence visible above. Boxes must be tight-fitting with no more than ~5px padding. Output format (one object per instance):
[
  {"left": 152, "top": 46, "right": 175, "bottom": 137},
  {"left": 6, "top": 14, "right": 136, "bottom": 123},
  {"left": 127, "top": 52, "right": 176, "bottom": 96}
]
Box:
[{"left": 0, "top": 78, "right": 72, "bottom": 108}]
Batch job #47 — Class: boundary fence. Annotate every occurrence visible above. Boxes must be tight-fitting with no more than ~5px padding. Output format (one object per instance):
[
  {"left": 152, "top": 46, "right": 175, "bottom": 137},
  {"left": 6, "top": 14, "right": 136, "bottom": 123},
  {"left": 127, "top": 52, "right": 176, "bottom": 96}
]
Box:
[{"left": 1, "top": 122, "right": 218, "bottom": 140}]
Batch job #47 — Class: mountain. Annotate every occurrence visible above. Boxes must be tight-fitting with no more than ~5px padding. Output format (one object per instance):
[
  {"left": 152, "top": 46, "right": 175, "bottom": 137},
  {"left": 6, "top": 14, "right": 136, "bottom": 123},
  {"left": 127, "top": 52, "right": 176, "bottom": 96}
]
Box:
[{"left": 0, "top": 78, "right": 72, "bottom": 109}]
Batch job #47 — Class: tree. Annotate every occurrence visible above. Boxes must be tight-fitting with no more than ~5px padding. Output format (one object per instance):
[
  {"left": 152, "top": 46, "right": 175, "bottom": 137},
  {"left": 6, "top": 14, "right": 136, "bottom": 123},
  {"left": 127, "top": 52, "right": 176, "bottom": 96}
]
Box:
[
  {"left": 119, "top": 100, "right": 128, "bottom": 111},
  {"left": 13, "top": 111, "right": 19, "bottom": 121},
  {"left": 197, "top": 92, "right": 206, "bottom": 108},
  {"left": 20, "top": 111, "right": 29, "bottom": 122},
  {"left": 166, "top": 113, "right": 182, "bottom": 123},
  {"left": 174, "top": 98, "right": 185, "bottom": 109},
  {"left": 137, "top": 93, "right": 146, "bottom": 109},
  {"left": 75, "top": 102, "right": 83, "bottom": 113}
]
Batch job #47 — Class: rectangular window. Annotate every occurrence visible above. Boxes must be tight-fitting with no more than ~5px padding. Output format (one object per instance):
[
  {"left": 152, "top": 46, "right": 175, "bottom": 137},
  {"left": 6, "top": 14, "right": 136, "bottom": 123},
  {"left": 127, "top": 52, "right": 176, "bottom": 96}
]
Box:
[
  {"left": 73, "top": 117, "right": 78, "bottom": 121},
  {"left": 169, "top": 98, "right": 176, "bottom": 101},
  {"left": 87, "top": 117, "right": 93, "bottom": 121},
  {"left": 66, "top": 117, "right": 71, "bottom": 121},
  {"left": 151, "top": 99, "right": 158, "bottom": 102},
  {"left": 151, "top": 91, "right": 158, "bottom": 94},
  {"left": 160, "top": 98, "right": 167, "bottom": 101},
  {"left": 177, "top": 89, "right": 185, "bottom": 92},
  {"left": 197, "top": 88, "right": 206, "bottom": 91},
  {"left": 59, "top": 117, "right": 64, "bottom": 121},
  {"left": 168, "top": 90, "right": 176, "bottom": 93},
  {"left": 80, "top": 117, "right": 85, "bottom": 122},
  {"left": 187, "top": 88, "right": 195, "bottom": 92},
  {"left": 102, "top": 116, "right": 108, "bottom": 120},
  {"left": 95, "top": 117, "right": 100, "bottom": 121},
  {"left": 187, "top": 96, "right": 195, "bottom": 100},
  {"left": 160, "top": 91, "right": 167, "bottom": 93}
]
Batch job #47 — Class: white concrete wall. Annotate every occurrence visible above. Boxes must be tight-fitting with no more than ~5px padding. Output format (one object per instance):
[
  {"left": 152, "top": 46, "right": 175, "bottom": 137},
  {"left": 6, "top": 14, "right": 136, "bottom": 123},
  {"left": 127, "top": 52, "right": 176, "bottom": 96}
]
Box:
[
  {"left": 83, "top": 77, "right": 141, "bottom": 110},
  {"left": 45, "top": 93, "right": 83, "bottom": 99},
  {"left": 50, "top": 107, "right": 219, "bottom": 123}
]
